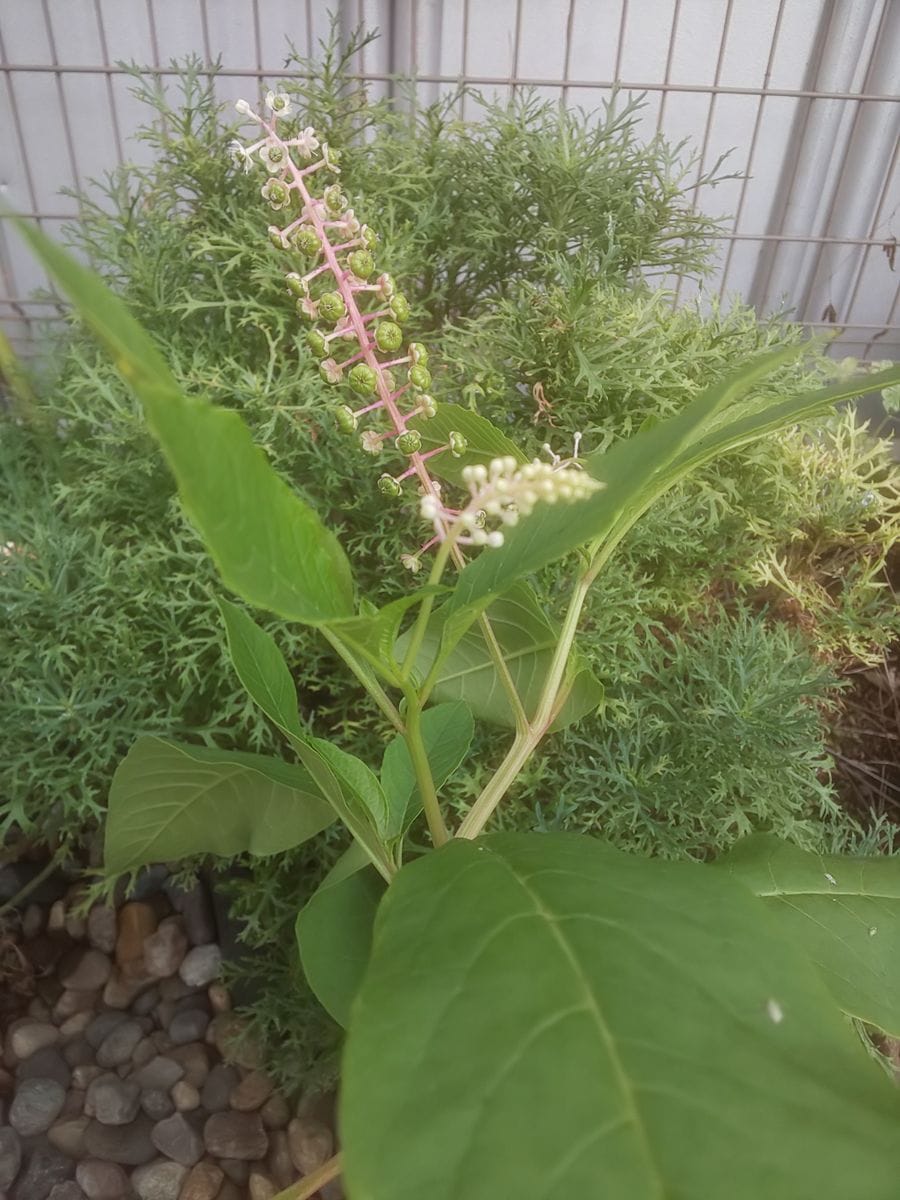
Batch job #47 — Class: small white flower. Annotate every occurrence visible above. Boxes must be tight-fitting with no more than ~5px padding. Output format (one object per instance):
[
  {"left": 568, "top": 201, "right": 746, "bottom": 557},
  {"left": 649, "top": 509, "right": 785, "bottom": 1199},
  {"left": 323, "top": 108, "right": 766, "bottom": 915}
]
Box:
[
  {"left": 235, "top": 98, "right": 253, "bottom": 116},
  {"left": 319, "top": 358, "right": 343, "bottom": 384},
  {"left": 229, "top": 140, "right": 254, "bottom": 173},
  {"left": 321, "top": 142, "right": 340, "bottom": 173},
  {"left": 400, "top": 553, "right": 421, "bottom": 574},
  {"left": 260, "top": 178, "right": 290, "bottom": 211},
  {"left": 258, "top": 140, "right": 287, "bottom": 174},
  {"left": 298, "top": 295, "right": 319, "bottom": 320},
  {"left": 293, "top": 126, "right": 320, "bottom": 160},
  {"left": 360, "top": 430, "right": 384, "bottom": 455},
  {"left": 265, "top": 90, "right": 293, "bottom": 118}
]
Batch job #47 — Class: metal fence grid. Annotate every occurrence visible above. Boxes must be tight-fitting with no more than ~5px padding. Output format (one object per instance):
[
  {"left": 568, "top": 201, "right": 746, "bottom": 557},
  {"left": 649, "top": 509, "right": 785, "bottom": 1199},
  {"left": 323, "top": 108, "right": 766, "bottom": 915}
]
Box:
[{"left": 1, "top": 0, "right": 898, "bottom": 360}]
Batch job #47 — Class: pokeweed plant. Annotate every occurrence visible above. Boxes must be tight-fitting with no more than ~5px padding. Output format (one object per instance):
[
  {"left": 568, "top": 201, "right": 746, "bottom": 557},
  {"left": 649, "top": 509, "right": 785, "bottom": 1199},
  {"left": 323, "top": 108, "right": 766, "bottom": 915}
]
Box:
[{"left": 16, "top": 88, "right": 900, "bottom": 1199}]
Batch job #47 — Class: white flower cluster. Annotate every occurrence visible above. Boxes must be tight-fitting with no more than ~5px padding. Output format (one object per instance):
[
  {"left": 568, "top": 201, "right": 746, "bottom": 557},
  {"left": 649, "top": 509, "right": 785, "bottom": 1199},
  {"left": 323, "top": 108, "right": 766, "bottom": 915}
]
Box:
[{"left": 420, "top": 455, "right": 603, "bottom": 549}]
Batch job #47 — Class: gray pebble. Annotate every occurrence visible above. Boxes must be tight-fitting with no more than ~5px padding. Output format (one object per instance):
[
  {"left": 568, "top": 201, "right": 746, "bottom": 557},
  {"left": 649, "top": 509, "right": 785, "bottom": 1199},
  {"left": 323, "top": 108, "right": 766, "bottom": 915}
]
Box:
[
  {"left": 47, "top": 1183, "right": 86, "bottom": 1200},
  {"left": 62, "top": 1038, "right": 94, "bottom": 1070},
  {"left": 0, "top": 1127, "right": 21, "bottom": 1189},
  {"left": 58, "top": 950, "right": 112, "bottom": 993},
  {"left": 203, "top": 1111, "right": 267, "bottom": 1161},
  {"left": 74, "top": 1159, "right": 129, "bottom": 1200},
  {"left": 10, "top": 1144, "right": 73, "bottom": 1200},
  {"left": 132, "top": 988, "right": 160, "bottom": 1018},
  {"left": 46, "top": 1116, "right": 90, "bottom": 1159},
  {"left": 86, "top": 907, "right": 117, "bottom": 955},
  {"left": 8, "top": 1023, "right": 58, "bottom": 1062},
  {"left": 131, "top": 1158, "right": 188, "bottom": 1200},
  {"left": 132, "top": 1057, "right": 183, "bottom": 1091},
  {"left": 140, "top": 1089, "right": 175, "bottom": 1122},
  {"left": 9, "top": 1078, "right": 66, "bottom": 1137},
  {"left": 85, "top": 1075, "right": 140, "bottom": 1126},
  {"left": 83, "top": 1116, "right": 156, "bottom": 1165},
  {"left": 96, "top": 1020, "right": 144, "bottom": 1069},
  {"left": 143, "top": 921, "right": 188, "bottom": 980},
  {"left": 84, "top": 1013, "right": 127, "bottom": 1051},
  {"left": 167, "top": 1010, "right": 209, "bottom": 1046},
  {"left": 151, "top": 1113, "right": 203, "bottom": 1167},
  {"left": 178, "top": 946, "right": 221, "bottom": 989},
  {"left": 164, "top": 882, "right": 216, "bottom": 947},
  {"left": 199, "top": 1064, "right": 239, "bottom": 1114},
  {"left": 16, "top": 1048, "right": 71, "bottom": 1090}
]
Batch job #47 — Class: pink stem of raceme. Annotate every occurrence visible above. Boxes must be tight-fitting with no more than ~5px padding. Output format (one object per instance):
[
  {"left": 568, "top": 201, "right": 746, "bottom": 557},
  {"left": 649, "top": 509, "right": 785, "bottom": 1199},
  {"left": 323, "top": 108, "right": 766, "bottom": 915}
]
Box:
[
  {"left": 354, "top": 398, "right": 387, "bottom": 417},
  {"left": 269, "top": 117, "right": 447, "bottom": 528},
  {"left": 335, "top": 346, "right": 372, "bottom": 370},
  {"left": 397, "top": 445, "right": 448, "bottom": 480}
]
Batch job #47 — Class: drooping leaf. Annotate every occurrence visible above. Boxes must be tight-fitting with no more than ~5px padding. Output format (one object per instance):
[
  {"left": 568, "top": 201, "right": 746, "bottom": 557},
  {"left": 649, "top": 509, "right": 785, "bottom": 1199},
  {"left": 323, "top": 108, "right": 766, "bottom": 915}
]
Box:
[
  {"left": 450, "top": 351, "right": 900, "bottom": 611},
  {"left": 380, "top": 701, "right": 475, "bottom": 837},
  {"left": 404, "top": 583, "right": 603, "bottom": 728},
  {"left": 328, "top": 586, "right": 448, "bottom": 684},
  {"left": 218, "top": 598, "right": 302, "bottom": 735},
  {"left": 105, "top": 736, "right": 334, "bottom": 874},
  {"left": 342, "top": 833, "right": 900, "bottom": 1200},
  {"left": 296, "top": 867, "right": 385, "bottom": 1028},
  {"left": 14, "top": 218, "right": 355, "bottom": 624},
  {"left": 409, "top": 403, "right": 526, "bottom": 487},
  {"left": 716, "top": 834, "right": 900, "bottom": 1036}
]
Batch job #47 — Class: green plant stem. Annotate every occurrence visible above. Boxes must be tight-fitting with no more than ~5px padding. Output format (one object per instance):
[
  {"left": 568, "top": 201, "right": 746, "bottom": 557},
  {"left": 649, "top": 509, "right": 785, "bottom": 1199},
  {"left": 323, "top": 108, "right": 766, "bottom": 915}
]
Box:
[
  {"left": 272, "top": 1153, "right": 343, "bottom": 1200},
  {"left": 321, "top": 628, "right": 405, "bottom": 732},
  {"left": 401, "top": 683, "right": 450, "bottom": 847},
  {"left": 0, "top": 848, "right": 68, "bottom": 920},
  {"left": 400, "top": 536, "right": 453, "bottom": 680},
  {"left": 456, "top": 544, "right": 616, "bottom": 839}
]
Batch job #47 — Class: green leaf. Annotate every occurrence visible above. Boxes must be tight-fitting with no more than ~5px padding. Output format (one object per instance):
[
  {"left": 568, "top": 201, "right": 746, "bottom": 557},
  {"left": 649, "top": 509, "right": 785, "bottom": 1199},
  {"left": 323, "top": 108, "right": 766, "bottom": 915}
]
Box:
[
  {"left": 218, "top": 598, "right": 302, "bottom": 735},
  {"left": 296, "top": 867, "right": 385, "bottom": 1028},
  {"left": 328, "top": 586, "right": 448, "bottom": 684},
  {"left": 405, "top": 583, "right": 603, "bottom": 728},
  {"left": 450, "top": 347, "right": 816, "bottom": 610},
  {"left": 409, "top": 403, "right": 526, "bottom": 487},
  {"left": 716, "top": 834, "right": 900, "bottom": 1036},
  {"left": 380, "top": 701, "right": 475, "bottom": 838},
  {"left": 14, "top": 217, "right": 354, "bottom": 624},
  {"left": 343, "top": 833, "right": 900, "bottom": 1200},
  {"left": 105, "top": 736, "right": 334, "bottom": 874}
]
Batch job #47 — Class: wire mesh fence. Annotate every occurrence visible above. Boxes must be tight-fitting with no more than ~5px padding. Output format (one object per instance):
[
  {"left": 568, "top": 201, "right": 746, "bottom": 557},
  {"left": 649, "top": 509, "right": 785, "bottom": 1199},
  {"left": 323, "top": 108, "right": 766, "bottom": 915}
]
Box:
[{"left": 1, "top": 0, "right": 898, "bottom": 359}]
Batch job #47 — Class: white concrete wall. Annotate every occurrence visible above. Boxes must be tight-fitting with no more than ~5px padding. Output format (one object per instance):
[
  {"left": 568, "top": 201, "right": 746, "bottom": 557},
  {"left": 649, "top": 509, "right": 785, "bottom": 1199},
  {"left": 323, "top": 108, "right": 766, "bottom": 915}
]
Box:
[{"left": 1, "top": 0, "right": 898, "bottom": 359}]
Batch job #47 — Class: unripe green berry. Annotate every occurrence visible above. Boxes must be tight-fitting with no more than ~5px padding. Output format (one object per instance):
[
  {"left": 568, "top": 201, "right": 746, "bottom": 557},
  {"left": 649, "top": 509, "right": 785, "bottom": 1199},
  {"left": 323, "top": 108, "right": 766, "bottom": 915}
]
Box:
[
  {"left": 348, "top": 250, "right": 375, "bottom": 280},
  {"left": 268, "top": 227, "right": 287, "bottom": 249},
  {"left": 361, "top": 225, "right": 378, "bottom": 251},
  {"left": 377, "top": 273, "right": 396, "bottom": 299},
  {"left": 449, "top": 430, "right": 468, "bottom": 458},
  {"left": 389, "top": 293, "right": 410, "bottom": 322},
  {"left": 323, "top": 184, "right": 346, "bottom": 214},
  {"left": 285, "top": 273, "right": 305, "bottom": 296},
  {"left": 293, "top": 227, "right": 320, "bottom": 256},
  {"left": 378, "top": 473, "right": 402, "bottom": 497},
  {"left": 374, "top": 321, "right": 403, "bottom": 353},
  {"left": 348, "top": 364, "right": 378, "bottom": 396},
  {"left": 408, "top": 342, "right": 429, "bottom": 366},
  {"left": 396, "top": 430, "right": 422, "bottom": 456},
  {"left": 317, "top": 292, "right": 346, "bottom": 323},
  {"left": 408, "top": 364, "right": 432, "bottom": 391},
  {"left": 306, "top": 329, "right": 327, "bottom": 358},
  {"left": 334, "top": 405, "right": 358, "bottom": 433}
]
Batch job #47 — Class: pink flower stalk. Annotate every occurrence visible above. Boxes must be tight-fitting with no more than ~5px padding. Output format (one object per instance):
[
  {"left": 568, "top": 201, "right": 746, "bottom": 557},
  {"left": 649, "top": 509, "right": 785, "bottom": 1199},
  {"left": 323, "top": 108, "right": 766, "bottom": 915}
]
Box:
[{"left": 232, "top": 91, "right": 461, "bottom": 562}]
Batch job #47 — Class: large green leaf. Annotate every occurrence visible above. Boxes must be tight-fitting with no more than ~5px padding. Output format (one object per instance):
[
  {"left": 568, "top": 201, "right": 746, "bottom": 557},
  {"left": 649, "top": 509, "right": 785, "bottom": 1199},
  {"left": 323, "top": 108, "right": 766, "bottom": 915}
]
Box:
[
  {"left": 296, "top": 867, "right": 385, "bottom": 1028},
  {"left": 218, "top": 598, "right": 302, "bottom": 735},
  {"left": 409, "top": 403, "right": 526, "bottom": 487},
  {"left": 450, "top": 351, "right": 900, "bottom": 610},
  {"left": 14, "top": 218, "right": 354, "bottom": 624},
  {"left": 404, "top": 583, "right": 603, "bottom": 728},
  {"left": 342, "top": 833, "right": 900, "bottom": 1200},
  {"left": 380, "top": 701, "right": 474, "bottom": 837},
  {"left": 105, "top": 736, "right": 334, "bottom": 873},
  {"left": 717, "top": 834, "right": 900, "bottom": 1036}
]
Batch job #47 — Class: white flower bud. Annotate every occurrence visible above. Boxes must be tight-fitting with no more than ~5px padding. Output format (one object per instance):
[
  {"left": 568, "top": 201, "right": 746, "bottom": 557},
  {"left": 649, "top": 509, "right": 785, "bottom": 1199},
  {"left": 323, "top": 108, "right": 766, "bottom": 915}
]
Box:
[{"left": 235, "top": 99, "right": 253, "bottom": 116}]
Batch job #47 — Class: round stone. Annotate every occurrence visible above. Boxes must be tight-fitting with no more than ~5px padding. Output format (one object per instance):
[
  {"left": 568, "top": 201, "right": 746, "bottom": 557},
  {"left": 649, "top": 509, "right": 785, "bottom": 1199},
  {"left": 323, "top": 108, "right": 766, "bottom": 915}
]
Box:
[
  {"left": 83, "top": 1116, "right": 156, "bottom": 1165},
  {"left": 229, "top": 1070, "right": 273, "bottom": 1113},
  {"left": 95, "top": 1020, "right": 144, "bottom": 1069},
  {"left": 86, "top": 906, "right": 117, "bottom": 955},
  {"left": 131, "top": 1158, "right": 188, "bottom": 1200},
  {"left": 167, "top": 1010, "right": 209, "bottom": 1046},
  {"left": 47, "top": 1116, "right": 90, "bottom": 1159},
  {"left": 200, "top": 1064, "right": 239, "bottom": 1114},
  {"left": 260, "top": 1092, "right": 290, "bottom": 1130},
  {"left": 47, "top": 1183, "right": 86, "bottom": 1200},
  {"left": 168, "top": 1043, "right": 209, "bottom": 1089},
  {"left": 85, "top": 1075, "right": 140, "bottom": 1126},
  {"left": 143, "top": 921, "right": 188, "bottom": 980},
  {"left": 171, "top": 1082, "right": 200, "bottom": 1113},
  {"left": 85, "top": 1013, "right": 127, "bottom": 1051},
  {"left": 287, "top": 1117, "right": 333, "bottom": 1175},
  {"left": 9, "top": 1078, "right": 67, "bottom": 1136},
  {"left": 58, "top": 950, "right": 112, "bottom": 992},
  {"left": 151, "top": 1113, "right": 203, "bottom": 1166},
  {"left": 132, "top": 1058, "right": 183, "bottom": 1092},
  {"left": 0, "top": 1126, "right": 22, "bottom": 1189},
  {"left": 9, "top": 1023, "right": 59, "bottom": 1062},
  {"left": 178, "top": 946, "right": 221, "bottom": 989},
  {"left": 75, "top": 1159, "right": 129, "bottom": 1200},
  {"left": 203, "top": 1111, "right": 268, "bottom": 1160},
  {"left": 249, "top": 1173, "right": 278, "bottom": 1200},
  {"left": 179, "top": 1160, "right": 224, "bottom": 1200},
  {"left": 9, "top": 1144, "right": 72, "bottom": 1200},
  {"left": 16, "top": 1047, "right": 71, "bottom": 1090},
  {"left": 115, "top": 903, "right": 158, "bottom": 975},
  {"left": 140, "top": 1089, "right": 175, "bottom": 1122}
]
